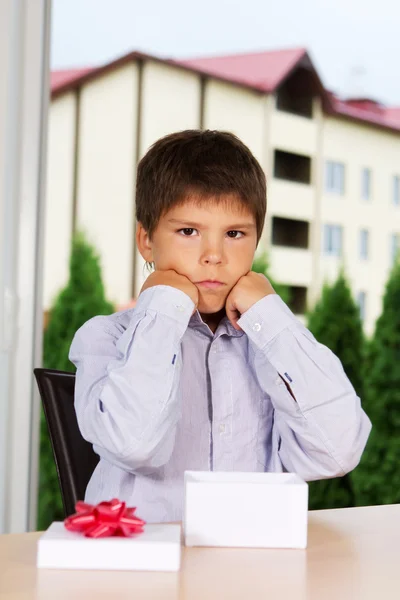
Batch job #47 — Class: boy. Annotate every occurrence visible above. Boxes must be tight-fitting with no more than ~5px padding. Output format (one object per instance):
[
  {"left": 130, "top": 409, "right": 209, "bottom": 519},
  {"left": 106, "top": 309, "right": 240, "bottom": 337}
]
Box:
[{"left": 69, "top": 130, "right": 371, "bottom": 523}]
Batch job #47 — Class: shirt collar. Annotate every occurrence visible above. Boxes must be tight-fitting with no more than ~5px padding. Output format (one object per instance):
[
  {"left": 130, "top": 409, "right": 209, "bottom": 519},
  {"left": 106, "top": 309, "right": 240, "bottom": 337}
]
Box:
[{"left": 189, "top": 311, "right": 244, "bottom": 338}]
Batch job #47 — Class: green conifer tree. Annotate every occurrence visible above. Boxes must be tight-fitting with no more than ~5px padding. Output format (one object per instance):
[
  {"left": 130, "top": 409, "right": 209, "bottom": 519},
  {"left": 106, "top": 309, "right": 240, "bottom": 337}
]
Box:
[
  {"left": 352, "top": 260, "right": 400, "bottom": 506},
  {"left": 306, "top": 271, "right": 365, "bottom": 510},
  {"left": 38, "top": 232, "right": 114, "bottom": 529}
]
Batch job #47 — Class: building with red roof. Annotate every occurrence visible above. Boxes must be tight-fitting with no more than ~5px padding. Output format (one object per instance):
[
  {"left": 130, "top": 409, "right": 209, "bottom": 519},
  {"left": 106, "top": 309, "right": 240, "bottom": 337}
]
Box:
[{"left": 44, "top": 47, "right": 400, "bottom": 333}]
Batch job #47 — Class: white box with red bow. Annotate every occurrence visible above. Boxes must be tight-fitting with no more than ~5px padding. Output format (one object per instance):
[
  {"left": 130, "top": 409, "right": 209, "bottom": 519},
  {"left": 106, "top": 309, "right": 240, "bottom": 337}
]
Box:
[{"left": 37, "top": 499, "right": 181, "bottom": 571}]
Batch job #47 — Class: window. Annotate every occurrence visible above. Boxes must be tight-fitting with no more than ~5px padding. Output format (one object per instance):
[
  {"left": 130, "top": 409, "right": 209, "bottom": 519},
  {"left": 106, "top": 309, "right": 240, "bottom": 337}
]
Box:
[
  {"left": 391, "top": 233, "right": 400, "bottom": 265},
  {"left": 361, "top": 168, "right": 371, "bottom": 200},
  {"left": 359, "top": 229, "right": 369, "bottom": 260},
  {"left": 272, "top": 217, "right": 309, "bottom": 249},
  {"left": 323, "top": 224, "right": 343, "bottom": 256},
  {"left": 325, "top": 161, "right": 345, "bottom": 195},
  {"left": 274, "top": 150, "right": 312, "bottom": 184},
  {"left": 357, "top": 291, "right": 367, "bottom": 321},
  {"left": 393, "top": 175, "right": 400, "bottom": 206}
]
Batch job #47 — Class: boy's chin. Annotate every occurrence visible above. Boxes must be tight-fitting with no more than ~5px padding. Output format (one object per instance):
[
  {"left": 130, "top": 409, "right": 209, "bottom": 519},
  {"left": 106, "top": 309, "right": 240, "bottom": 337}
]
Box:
[{"left": 197, "top": 298, "right": 227, "bottom": 316}]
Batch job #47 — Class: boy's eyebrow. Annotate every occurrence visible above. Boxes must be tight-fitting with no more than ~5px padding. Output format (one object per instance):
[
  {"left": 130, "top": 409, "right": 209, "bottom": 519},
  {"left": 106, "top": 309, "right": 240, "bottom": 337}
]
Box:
[{"left": 167, "top": 219, "right": 256, "bottom": 230}]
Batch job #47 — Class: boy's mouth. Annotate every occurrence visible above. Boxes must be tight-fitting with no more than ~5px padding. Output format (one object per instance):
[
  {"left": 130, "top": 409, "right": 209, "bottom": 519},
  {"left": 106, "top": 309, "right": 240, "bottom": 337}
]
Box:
[{"left": 195, "top": 280, "right": 225, "bottom": 290}]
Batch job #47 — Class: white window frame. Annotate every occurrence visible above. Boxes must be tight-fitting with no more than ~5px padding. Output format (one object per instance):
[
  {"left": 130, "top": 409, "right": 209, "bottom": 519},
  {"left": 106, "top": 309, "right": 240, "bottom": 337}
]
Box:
[
  {"left": 325, "top": 161, "right": 345, "bottom": 195},
  {"left": 323, "top": 224, "right": 343, "bottom": 256},
  {"left": 359, "top": 229, "right": 369, "bottom": 260},
  {"left": 361, "top": 168, "right": 371, "bottom": 200},
  {"left": 391, "top": 233, "right": 400, "bottom": 265},
  {"left": 357, "top": 291, "right": 367, "bottom": 321}
]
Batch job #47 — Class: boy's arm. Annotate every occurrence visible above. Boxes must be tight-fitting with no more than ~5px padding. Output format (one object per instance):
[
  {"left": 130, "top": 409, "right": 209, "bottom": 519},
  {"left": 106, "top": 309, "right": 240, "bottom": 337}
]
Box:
[
  {"left": 238, "top": 294, "right": 372, "bottom": 481},
  {"left": 69, "top": 285, "right": 194, "bottom": 472}
]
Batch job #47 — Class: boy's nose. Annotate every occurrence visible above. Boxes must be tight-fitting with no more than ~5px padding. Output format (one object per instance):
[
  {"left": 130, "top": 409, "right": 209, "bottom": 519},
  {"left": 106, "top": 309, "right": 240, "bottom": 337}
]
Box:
[
  {"left": 200, "top": 243, "right": 224, "bottom": 265},
  {"left": 203, "top": 254, "right": 222, "bottom": 265}
]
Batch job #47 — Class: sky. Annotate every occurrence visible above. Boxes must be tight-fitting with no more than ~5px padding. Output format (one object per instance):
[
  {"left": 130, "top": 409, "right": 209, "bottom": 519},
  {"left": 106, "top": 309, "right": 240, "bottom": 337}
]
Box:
[{"left": 51, "top": 0, "right": 400, "bottom": 106}]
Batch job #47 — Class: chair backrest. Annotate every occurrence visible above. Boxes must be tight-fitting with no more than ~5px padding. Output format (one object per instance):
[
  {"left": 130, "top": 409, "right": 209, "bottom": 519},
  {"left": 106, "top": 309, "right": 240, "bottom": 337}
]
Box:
[{"left": 34, "top": 368, "right": 99, "bottom": 517}]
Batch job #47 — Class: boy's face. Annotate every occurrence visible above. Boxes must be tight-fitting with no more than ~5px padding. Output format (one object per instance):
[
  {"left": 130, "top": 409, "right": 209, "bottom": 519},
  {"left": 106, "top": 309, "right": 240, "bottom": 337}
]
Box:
[{"left": 138, "top": 196, "right": 258, "bottom": 316}]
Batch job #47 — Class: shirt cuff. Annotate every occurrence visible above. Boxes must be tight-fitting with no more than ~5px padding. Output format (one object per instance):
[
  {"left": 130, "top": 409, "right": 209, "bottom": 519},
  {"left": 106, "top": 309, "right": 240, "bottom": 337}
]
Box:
[
  {"left": 238, "top": 294, "right": 300, "bottom": 350},
  {"left": 134, "top": 285, "right": 195, "bottom": 326}
]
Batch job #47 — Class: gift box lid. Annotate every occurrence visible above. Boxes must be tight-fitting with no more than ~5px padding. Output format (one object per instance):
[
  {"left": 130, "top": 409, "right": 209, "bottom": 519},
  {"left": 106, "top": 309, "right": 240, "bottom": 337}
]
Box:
[
  {"left": 185, "top": 471, "right": 307, "bottom": 485},
  {"left": 37, "top": 522, "right": 182, "bottom": 571}
]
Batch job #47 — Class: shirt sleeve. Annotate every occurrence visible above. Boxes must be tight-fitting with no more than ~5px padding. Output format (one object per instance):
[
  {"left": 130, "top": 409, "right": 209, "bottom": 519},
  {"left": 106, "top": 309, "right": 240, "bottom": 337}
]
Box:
[
  {"left": 238, "top": 293, "right": 372, "bottom": 481},
  {"left": 69, "top": 285, "right": 194, "bottom": 472}
]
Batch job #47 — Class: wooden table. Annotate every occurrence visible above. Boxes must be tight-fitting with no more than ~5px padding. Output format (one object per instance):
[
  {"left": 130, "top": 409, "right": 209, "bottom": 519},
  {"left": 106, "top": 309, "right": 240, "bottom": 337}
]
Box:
[{"left": 1, "top": 504, "right": 399, "bottom": 599}]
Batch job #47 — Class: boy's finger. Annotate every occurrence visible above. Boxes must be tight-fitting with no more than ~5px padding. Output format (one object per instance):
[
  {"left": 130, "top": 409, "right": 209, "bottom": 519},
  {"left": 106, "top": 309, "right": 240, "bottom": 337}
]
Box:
[{"left": 225, "top": 302, "right": 242, "bottom": 331}]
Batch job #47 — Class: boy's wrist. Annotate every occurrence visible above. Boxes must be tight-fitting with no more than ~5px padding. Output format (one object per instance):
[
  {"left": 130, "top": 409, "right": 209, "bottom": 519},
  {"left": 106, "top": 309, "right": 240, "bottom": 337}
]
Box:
[
  {"left": 238, "top": 294, "right": 297, "bottom": 349},
  {"left": 135, "top": 285, "right": 195, "bottom": 326},
  {"left": 140, "top": 270, "right": 198, "bottom": 311}
]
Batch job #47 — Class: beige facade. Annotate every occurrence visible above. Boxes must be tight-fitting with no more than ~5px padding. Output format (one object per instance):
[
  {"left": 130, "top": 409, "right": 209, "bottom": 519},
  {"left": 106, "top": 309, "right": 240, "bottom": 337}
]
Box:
[
  {"left": 44, "top": 55, "right": 400, "bottom": 335},
  {"left": 76, "top": 64, "right": 138, "bottom": 305},
  {"left": 319, "top": 117, "right": 400, "bottom": 332},
  {"left": 43, "top": 93, "right": 76, "bottom": 309}
]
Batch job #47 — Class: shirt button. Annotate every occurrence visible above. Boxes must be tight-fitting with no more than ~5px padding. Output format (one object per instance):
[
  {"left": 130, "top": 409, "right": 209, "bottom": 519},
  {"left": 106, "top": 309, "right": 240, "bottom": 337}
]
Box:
[
  {"left": 176, "top": 305, "right": 185, "bottom": 312},
  {"left": 253, "top": 322, "right": 262, "bottom": 332},
  {"left": 219, "top": 424, "right": 226, "bottom": 434}
]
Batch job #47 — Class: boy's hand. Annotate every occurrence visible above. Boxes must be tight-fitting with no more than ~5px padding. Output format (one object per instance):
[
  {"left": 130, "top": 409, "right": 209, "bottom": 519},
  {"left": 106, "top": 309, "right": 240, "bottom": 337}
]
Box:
[
  {"left": 225, "top": 272, "right": 275, "bottom": 330},
  {"left": 140, "top": 270, "right": 199, "bottom": 310}
]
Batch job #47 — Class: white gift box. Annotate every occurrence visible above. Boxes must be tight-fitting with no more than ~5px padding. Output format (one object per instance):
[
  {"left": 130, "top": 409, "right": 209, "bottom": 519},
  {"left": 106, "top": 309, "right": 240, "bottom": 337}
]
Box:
[
  {"left": 37, "top": 522, "right": 181, "bottom": 571},
  {"left": 184, "top": 471, "right": 308, "bottom": 549}
]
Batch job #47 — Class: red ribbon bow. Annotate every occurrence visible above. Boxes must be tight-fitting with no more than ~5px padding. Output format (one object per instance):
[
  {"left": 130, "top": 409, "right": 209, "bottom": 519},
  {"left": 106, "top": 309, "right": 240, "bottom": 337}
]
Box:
[{"left": 64, "top": 499, "right": 146, "bottom": 538}]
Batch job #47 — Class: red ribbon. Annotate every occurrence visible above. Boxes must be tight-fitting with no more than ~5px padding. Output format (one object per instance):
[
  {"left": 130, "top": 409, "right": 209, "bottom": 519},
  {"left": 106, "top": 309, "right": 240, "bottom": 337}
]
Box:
[{"left": 64, "top": 499, "right": 146, "bottom": 538}]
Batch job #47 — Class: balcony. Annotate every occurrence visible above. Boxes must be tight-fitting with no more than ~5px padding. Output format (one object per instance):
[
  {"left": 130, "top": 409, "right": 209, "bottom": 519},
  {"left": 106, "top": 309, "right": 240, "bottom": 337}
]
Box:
[
  {"left": 271, "top": 216, "right": 309, "bottom": 249},
  {"left": 270, "top": 112, "right": 318, "bottom": 156},
  {"left": 268, "top": 179, "right": 315, "bottom": 221},
  {"left": 273, "top": 149, "right": 312, "bottom": 185},
  {"left": 270, "top": 246, "right": 313, "bottom": 288}
]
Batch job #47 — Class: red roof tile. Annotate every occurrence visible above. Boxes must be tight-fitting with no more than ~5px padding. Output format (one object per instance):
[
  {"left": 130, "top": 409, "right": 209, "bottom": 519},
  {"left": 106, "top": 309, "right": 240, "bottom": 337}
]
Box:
[
  {"left": 386, "top": 107, "right": 400, "bottom": 121},
  {"left": 51, "top": 68, "right": 96, "bottom": 93},
  {"left": 330, "top": 96, "right": 400, "bottom": 132},
  {"left": 178, "top": 48, "right": 307, "bottom": 93}
]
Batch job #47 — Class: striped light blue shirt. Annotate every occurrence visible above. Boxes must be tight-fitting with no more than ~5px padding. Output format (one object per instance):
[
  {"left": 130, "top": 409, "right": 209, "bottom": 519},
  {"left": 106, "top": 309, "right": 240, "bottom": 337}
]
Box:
[{"left": 69, "top": 286, "right": 371, "bottom": 523}]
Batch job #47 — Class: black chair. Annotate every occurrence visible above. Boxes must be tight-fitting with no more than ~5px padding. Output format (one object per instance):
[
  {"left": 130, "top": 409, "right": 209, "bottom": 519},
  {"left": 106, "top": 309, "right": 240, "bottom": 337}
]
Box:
[{"left": 34, "top": 368, "right": 99, "bottom": 517}]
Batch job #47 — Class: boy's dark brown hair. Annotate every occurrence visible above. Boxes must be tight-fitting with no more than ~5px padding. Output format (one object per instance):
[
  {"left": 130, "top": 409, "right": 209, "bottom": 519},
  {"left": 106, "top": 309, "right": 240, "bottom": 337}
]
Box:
[{"left": 136, "top": 130, "right": 267, "bottom": 241}]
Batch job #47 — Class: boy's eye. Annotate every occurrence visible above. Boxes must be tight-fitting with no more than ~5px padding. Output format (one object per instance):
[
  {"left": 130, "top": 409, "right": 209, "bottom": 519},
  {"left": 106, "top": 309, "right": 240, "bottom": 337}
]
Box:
[
  {"left": 179, "top": 228, "right": 197, "bottom": 236},
  {"left": 227, "top": 230, "right": 244, "bottom": 239}
]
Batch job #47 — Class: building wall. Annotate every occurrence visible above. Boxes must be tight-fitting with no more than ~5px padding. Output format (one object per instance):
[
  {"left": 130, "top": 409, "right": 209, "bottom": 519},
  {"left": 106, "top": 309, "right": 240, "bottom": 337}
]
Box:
[
  {"left": 269, "top": 109, "right": 318, "bottom": 157},
  {"left": 43, "top": 93, "right": 76, "bottom": 309},
  {"left": 203, "top": 79, "right": 266, "bottom": 165},
  {"left": 76, "top": 63, "right": 138, "bottom": 306},
  {"left": 269, "top": 246, "right": 313, "bottom": 287},
  {"left": 140, "top": 61, "right": 201, "bottom": 154},
  {"left": 320, "top": 116, "right": 400, "bottom": 334}
]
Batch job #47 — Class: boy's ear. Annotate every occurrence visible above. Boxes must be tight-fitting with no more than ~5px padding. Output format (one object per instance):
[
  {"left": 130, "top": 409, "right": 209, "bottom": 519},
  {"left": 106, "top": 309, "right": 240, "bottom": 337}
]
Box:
[{"left": 136, "top": 222, "right": 154, "bottom": 262}]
